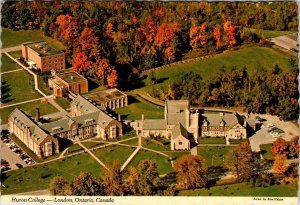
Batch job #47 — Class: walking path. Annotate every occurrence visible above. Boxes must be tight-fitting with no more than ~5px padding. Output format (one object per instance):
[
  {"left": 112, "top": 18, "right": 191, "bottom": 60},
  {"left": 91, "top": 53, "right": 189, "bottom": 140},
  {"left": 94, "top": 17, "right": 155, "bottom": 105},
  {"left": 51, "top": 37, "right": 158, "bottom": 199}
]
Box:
[
  {"left": 77, "top": 141, "right": 108, "bottom": 170},
  {"left": 1, "top": 68, "right": 23, "bottom": 74},
  {"left": 121, "top": 147, "right": 140, "bottom": 171},
  {"left": 15, "top": 189, "right": 50, "bottom": 196},
  {"left": 1, "top": 45, "right": 21, "bottom": 53}
]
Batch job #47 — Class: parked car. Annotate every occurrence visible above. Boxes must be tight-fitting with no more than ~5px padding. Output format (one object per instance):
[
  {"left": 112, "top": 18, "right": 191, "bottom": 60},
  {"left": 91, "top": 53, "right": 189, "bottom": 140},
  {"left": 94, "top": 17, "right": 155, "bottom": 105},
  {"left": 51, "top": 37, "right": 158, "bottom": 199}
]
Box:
[
  {"left": 1, "top": 163, "right": 10, "bottom": 167},
  {"left": 16, "top": 163, "right": 23, "bottom": 168}
]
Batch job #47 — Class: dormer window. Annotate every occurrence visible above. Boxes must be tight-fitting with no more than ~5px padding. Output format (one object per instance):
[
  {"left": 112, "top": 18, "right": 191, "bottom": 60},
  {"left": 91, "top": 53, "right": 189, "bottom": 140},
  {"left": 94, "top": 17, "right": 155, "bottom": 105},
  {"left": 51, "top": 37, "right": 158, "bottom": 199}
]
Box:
[
  {"left": 52, "top": 126, "right": 61, "bottom": 133},
  {"left": 85, "top": 119, "right": 94, "bottom": 125},
  {"left": 220, "top": 120, "right": 225, "bottom": 126}
]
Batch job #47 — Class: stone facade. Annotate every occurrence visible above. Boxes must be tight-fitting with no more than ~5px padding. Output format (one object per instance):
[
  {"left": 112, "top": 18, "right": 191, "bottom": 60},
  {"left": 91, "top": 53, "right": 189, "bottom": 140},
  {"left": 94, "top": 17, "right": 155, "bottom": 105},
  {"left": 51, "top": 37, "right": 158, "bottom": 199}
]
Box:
[{"left": 22, "top": 41, "right": 65, "bottom": 73}]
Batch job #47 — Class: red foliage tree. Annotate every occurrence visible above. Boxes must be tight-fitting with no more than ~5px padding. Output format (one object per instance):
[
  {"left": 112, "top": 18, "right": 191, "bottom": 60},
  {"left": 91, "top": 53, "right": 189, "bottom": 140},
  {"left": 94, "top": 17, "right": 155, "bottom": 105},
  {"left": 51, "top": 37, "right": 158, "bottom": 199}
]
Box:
[
  {"left": 154, "top": 23, "right": 181, "bottom": 47},
  {"left": 189, "top": 22, "right": 208, "bottom": 49},
  {"left": 55, "top": 14, "right": 79, "bottom": 44},
  {"left": 272, "top": 137, "right": 288, "bottom": 155},
  {"left": 289, "top": 136, "right": 300, "bottom": 158},
  {"left": 272, "top": 154, "right": 288, "bottom": 175},
  {"left": 72, "top": 52, "right": 92, "bottom": 73},
  {"left": 213, "top": 26, "right": 222, "bottom": 48},
  {"left": 107, "top": 69, "right": 118, "bottom": 88},
  {"left": 223, "top": 21, "right": 237, "bottom": 48}
]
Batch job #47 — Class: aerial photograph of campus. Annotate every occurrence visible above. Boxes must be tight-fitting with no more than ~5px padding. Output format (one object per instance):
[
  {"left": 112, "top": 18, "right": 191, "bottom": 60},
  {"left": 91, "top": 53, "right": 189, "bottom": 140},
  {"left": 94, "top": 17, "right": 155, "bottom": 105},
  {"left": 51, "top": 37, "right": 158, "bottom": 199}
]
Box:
[{"left": 0, "top": 1, "right": 299, "bottom": 198}]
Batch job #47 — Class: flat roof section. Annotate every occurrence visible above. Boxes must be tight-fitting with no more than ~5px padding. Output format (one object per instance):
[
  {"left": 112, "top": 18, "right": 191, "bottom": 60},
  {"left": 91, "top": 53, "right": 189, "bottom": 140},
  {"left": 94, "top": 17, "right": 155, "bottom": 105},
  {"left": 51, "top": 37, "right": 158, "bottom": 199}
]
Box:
[
  {"left": 58, "top": 72, "right": 87, "bottom": 84},
  {"left": 84, "top": 88, "right": 127, "bottom": 103},
  {"left": 24, "top": 41, "right": 64, "bottom": 57}
]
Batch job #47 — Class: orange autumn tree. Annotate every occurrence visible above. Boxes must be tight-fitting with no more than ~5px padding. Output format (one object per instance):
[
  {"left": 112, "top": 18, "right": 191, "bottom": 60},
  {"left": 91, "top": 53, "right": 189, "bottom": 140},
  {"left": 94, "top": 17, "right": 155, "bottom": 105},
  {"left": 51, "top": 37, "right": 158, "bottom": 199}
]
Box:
[
  {"left": 289, "top": 136, "right": 300, "bottom": 158},
  {"left": 189, "top": 22, "right": 208, "bottom": 49},
  {"left": 272, "top": 154, "right": 288, "bottom": 175},
  {"left": 213, "top": 26, "right": 222, "bottom": 48},
  {"left": 154, "top": 23, "right": 181, "bottom": 48},
  {"left": 72, "top": 52, "right": 92, "bottom": 73},
  {"left": 55, "top": 14, "right": 79, "bottom": 44},
  {"left": 272, "top": 137, "right": 288, "bottom": 155},
  {"left": 223, "top": 21, "right": 238, "bottom": 48},
  {"left": 96, "top": 58, "right": 118, "bottom": 88},
  {"left": 76, "top": 27, "right": 99, "bottom": 55}
]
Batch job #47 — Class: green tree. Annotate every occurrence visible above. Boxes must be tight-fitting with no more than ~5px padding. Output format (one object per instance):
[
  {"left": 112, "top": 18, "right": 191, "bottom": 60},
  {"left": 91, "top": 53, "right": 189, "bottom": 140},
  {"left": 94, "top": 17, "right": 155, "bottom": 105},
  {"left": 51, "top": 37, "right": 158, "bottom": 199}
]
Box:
[
  {"left": 49, "top": 176, "right": 72, "bottom": 196},
  {"left": 71, "top": 172, "right": 103, "bottom": 196},
  {"left": 102, "top": 160, "right": 125, "bottom": 196},
  {"left": 137, "top": 159, "right": 159, "bottom": 195}
]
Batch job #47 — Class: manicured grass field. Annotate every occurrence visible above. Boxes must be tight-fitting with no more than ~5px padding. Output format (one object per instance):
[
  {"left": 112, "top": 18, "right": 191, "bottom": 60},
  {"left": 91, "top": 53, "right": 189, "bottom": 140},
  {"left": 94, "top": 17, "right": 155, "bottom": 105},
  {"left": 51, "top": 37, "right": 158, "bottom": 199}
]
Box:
[
  {"left": 197, "top": 146, "right": 235, "bottom": 168},
  {"left": 7, "top": 51, "right": 22, "bottom": 59},
  {"left": 1, "top": 70, "right": 42, "bottom": 105},
  {"left": 37, "top": 75, "right": 52, "bottom": 96},
  {"left": 198, "top": 137, "right": 226, "bottom": 144},
  {"left": 243, "top": 28, "right": 297, "bottom": 39},
  {"left": 66, "top": 144, "right": 84, "bottom": 154},
  {"left": 229, "top": 138, "right": 248, "bottom": 144},
  {"left": 142, "top": 138, "right": 170, "bottom": 151},
  {"left": 139, "top": 47, "right": 294, "bottom": 92},
  {"left": 93, "top": 145, "right": 136, "bottom": 165},
  {"left": 121, "top": 138, "right": 138, "bottom": 146},
  {"left": 260, "top": 144, "right": 274, "bottom": 160},
  {"left": 2, "top": 28, "right": 65, "bottom": 50},
  {"left": 1, "top": 54, "right": 22, "bottom": 72},
  {"left": 128, "top": 150, "right": 173, "bottom": 175},
  {"left": 178, "top": 180, "right": 298, "bottom": 196},
  {"left": 1, "top": 153, "right": 103, "bottom": 195},
  {"left": 54, "top": 97, "right": 70, "bottom": 110},
  {"left": 81, "top": 141, "right": 104, "bottom": 149},
  {"left": 114, "top": 95, "right": 164, "bottom": 120},
  {"left": 0, "top": 100, "right": 58, "bottom": 124},
  {"left": 163, "top": 151, "right": 191, "bottom": 161}
]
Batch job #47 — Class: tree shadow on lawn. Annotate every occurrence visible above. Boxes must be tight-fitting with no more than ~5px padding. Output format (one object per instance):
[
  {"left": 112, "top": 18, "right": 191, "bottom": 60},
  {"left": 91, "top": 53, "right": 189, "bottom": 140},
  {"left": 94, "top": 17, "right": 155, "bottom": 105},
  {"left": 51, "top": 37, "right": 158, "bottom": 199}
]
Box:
[
  {"left": 1, "top": 81, "right": 14, "bottom": 103},
  {"left": 205, "top": 166, "right": 229, "bottom": 189}
]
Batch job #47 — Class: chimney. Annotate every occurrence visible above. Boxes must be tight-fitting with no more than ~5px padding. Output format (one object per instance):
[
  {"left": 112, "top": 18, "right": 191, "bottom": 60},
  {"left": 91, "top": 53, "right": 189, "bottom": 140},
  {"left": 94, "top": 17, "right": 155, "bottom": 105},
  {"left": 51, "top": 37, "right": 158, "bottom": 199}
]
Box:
[
  {"left": 118, "top": 114, "right": 121, "bottom": 122},
  {"left": 219, "top": 112, "right": 224, "bottom": 117},
  {"left": 36, "top": 108, "right": 40, "bottom": 122}
]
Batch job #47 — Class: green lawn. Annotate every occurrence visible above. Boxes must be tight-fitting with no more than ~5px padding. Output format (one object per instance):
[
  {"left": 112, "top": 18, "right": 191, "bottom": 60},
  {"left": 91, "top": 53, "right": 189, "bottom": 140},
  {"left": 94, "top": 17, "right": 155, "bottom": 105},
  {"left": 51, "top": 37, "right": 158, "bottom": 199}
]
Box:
[
  {"left": 243, "top": 28, "right": 297, "bottom": 39},
  {"left": 1, "top": 54, "right": 22, "bottom": 72},
  {"left": 142, "top": 138, "right": 170, "bottom": 151},
  {"left": 1, "top": 70, "right": 42, "bottom": 105},
  {"left": 114, "top": 95, "right": 164, "bottom": 120},
  {"left": 82, "top": 141, "right": 104, "bottom": 149},
  {"left": 229, "top": 139, "right": 248, "bottom": 144},
  {"left": 128, "top": 150, "right": 173, "bottom": 175},
  {"left": 198, "top": 137, "right": 226, "bottom": 144},
  {"left": 1, "top": 153, "right": 103, "bottom": 195},
  {"left": 260, "top": 144, "right": 274, "bottom": 160},
  {"left": 162, "top": 151, "right": 191, "bottom": 161},
  {"left": 54, "top": 97, "right": 70, "bottom": 110},
  {"left": 0, "top": 100, "right": 58, "bottom": 124},
  {"left": 197, "top": 146, "right": 235, "bottom": 168},
  {"left": 2, "top": 28, "right": 65, "bottom": 50},
  {"left": 66, "top": 144, "right": 84, "bottom": 154},
  {"left": 121, "top": 138, "right": 139, "bottom": 146},
  {"left": 93, "top": 145, "right": 136, "bottom": 165},
  {"left": 178, "top": 180, "right": 298, "bottom": 196},
  {"left": 37, "top": 75, "right": 52, "bottom": 96},
  {"left": 7, "top": 51, "right": 22, "bottom": 59},
  {"left": 139, "top": 47, "right": 295, "bottom": 93}
]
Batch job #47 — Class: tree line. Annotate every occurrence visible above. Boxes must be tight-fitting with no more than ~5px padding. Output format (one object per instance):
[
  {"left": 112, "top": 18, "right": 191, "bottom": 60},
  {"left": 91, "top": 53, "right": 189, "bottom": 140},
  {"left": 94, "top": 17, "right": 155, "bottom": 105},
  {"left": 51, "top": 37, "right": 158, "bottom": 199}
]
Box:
[
  {"left": 2, "top": 1, "right": 298, "bottom": 88},
  {"left": 158, "top": 63, "right": 298, "bottom": 120}
]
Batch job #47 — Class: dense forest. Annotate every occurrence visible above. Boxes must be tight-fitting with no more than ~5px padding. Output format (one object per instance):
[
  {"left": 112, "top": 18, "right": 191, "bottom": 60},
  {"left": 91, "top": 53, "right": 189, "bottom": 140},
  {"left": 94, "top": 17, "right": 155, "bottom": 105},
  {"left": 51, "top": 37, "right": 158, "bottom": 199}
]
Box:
[{"left": 2, "top": 1, "right": 299, "bottom": 120}]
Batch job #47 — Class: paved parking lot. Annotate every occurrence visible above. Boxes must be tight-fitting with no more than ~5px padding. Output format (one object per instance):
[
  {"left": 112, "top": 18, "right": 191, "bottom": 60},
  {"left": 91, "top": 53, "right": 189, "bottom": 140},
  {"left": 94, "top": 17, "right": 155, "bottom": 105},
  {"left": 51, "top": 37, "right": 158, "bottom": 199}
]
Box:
[
  {"left": 1, "top": 140, "right": 28, "bottom": 170},
  {"left": 249, "top": 113, "right": 300, "bottom": 152}
]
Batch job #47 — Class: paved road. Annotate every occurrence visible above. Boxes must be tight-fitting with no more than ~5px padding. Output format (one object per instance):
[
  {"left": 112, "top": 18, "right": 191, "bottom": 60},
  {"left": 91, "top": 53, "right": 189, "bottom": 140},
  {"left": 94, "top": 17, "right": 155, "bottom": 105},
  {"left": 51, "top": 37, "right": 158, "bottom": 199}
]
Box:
[
  {"left": 1, "top": 45, "right": 21, "bottom": 53},
  {"left": 15, "top": 189, "right": 50, "bottom": 195},
  {"left": 1, "top": 140, "right": 28, "bottom": 170},
  {"left": 249, "top": 113, "right": 299, "bottom": 152}
]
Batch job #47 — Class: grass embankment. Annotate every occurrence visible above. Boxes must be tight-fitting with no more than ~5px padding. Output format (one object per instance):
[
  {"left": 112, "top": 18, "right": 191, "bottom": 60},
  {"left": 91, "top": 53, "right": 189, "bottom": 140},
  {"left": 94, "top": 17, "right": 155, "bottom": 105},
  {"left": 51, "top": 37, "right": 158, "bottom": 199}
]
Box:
[
  {"left": 178, "top": 180, "right": 298, "bottom": 196},
  {"left": 139, "top": 47, "right": 295, "bottom": 93},
  {"left": 114, "top": 95, "right": 164, "bottom": 120},
  {"left": 1, "top": 153, "right": 103, "bottom": 195},
  {"left": 2, "top": 28, "right": 65, "bottom": 49},
  {"left": 0, "top": 100, "right": 58, "bottom": 124},
  {"left": 260, "top": 144, "right": 274, "bottom": 160}
]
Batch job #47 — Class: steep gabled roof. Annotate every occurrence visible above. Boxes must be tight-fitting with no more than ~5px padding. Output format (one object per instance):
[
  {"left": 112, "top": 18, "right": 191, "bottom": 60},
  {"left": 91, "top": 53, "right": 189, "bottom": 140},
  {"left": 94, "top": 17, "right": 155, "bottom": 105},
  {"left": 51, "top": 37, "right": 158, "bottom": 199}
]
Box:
[
  {"left": 71, "top": 95, "right": 105, "bottom": 114},
  {"left": 202, "top": 112, "right": 245, "bottom": 128},
  {"left": 171, "top": 123, "right": 189, "bottom": 140},
  {"left": 142, "top": 119, "right": 166, "bottom": 130},
  {"left": 165, "top": 100, "right": 189, "bottom": 127}
]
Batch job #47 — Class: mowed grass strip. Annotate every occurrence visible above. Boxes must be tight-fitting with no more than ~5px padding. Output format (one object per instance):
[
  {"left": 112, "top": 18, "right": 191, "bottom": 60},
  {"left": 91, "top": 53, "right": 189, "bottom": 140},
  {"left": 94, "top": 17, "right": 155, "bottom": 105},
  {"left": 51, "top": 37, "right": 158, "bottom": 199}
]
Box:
[
  {"left": 7, "top": 51, "right": 23, "bottom": 59},
  {"left": 2, "top": 28, "right": 65, "bottom": 50},
  {"left": 243, "top": 28, "right": 297, "bottom": 39},
  {"left": 198, "top": 137, "right": 226, "bottom": 144},
  {"left": 54, "top": 97, "right": 71, "bottom": 110},
  {"left": 178, "top": 180, "right": 298, "bottom": 197},
  {"left": 140, "top": 47, "right": 294, "bottom": 92},
  {"left": 127, "top": 150, "right": 173, "bottom": 175},
  {"left": 1, "top": 70, "right": 42, "bottom": 105},
  {"left": 93, "top": 145, "right": 136, "bottom": 165},
  {"left": 1, "top": 54, "right": 22, "bottom": 73},
  {"left": 0, "top": 100, "right": 58, "bottom": 124},
  {"left": 1, "top": 153, "right": 103, "bottom": 195},
  {"left": 197, "top": 146, "right": 235, "bottom": 168},
  {"left": 114, "top": 95, "right": 164, "bottom": 120}
]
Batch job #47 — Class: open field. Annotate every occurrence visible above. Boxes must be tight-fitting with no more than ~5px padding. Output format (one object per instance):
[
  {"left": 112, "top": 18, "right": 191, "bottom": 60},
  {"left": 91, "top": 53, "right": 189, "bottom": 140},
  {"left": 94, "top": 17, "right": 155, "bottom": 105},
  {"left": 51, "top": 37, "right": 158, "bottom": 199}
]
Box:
[
  {"left": 1, "top": 54, "right": 22, "bottom": 73},
  {"left": 1, "top": 70, "right": 42, "bottom": 105},
  {"left": 114, "top": 95, "right": 164, "bottom": 120},
  {"left": 81, "top": 141, "right": 104, "bottom": 149},
  {"left": 162, "top": 151, "right": 191, "bottom": 161},
  {"left": 36, "top": 75, "right": 52, "bottom": 96},
  {"left": 127, "top": 150, "right": 173, "bottom": 175},
  {"left": 243, "top": 28, "right": 297, "bottom": 39},
  {"left": 139, "top": 47, "right": 295, "bottom": 92},
  {"left": 197, "top": 146, "right": 235, "bottom": 168},
  {"left": 1, "top": 153, "right": 103, "bottom": 195},
  {"left": 142, "top": 138, "right": 170, "bottom": 151},
  {"left": 2, "top": 28, "right": 65, "bottom": 50},
  {"left": 178, "top": 180, "right": 298, "bottom": 196},
  {"left": 0, "top": 100, "right": 58, "bottom": 124},
  {"left": 93, "top": 145, "right": 135, "bottom": 165},
  {"left": 198, "top": 137, "right": 226, "bottom": 144},
  {"left": 260, "top": 144, "right": 274, "bottom": 160},
  {"left": 54, "top": 97, "right": 70, "bottom": 110},
  {"left": 7, "top": 51, "right": 23, "bottom": 59}
]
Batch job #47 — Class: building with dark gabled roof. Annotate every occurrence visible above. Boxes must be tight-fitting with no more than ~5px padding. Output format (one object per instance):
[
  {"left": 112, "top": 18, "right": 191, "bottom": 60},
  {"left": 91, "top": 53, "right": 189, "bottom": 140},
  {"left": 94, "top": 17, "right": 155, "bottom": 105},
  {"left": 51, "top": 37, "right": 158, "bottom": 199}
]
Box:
[{"left": 8, "top": 108, "right": 59, "bottom": 158}]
